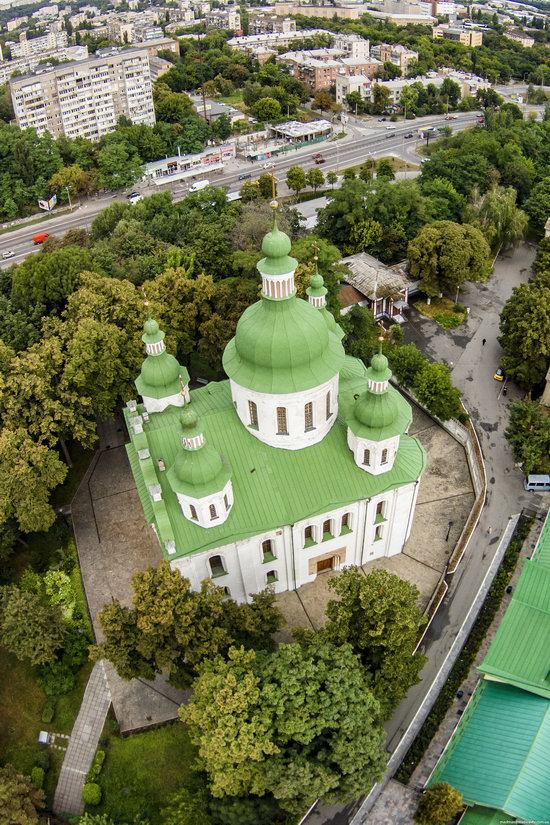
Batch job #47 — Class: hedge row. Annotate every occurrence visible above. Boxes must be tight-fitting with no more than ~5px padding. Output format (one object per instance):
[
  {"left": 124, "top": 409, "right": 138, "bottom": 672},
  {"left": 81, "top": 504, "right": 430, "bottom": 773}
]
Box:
[{"left": 395, "top": 516, "right": 532, "bottom": 783}]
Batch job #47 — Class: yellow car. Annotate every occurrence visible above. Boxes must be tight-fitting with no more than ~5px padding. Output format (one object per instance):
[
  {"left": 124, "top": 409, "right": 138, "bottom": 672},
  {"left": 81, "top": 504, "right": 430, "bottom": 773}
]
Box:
[{"left": 493, "top": 368, "right": 505, "bottom": 382}]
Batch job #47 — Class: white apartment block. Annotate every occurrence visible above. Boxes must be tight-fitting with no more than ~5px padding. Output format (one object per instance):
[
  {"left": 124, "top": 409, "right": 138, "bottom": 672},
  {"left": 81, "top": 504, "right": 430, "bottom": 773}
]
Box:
[
  {"left": 6, "top": 16, "right": 28, "bottom": 31},
  {"left": 10, "top": 47, "right": 156, "bottom": 140},
  {"left": 0, "top": 45, "right": 88, "bottom": 84},
  {"left": 10, "top": 26, "right": 68, "bottom": 59},
  {"left": 332, "top": 33, "right": 370, "bottom": 60},
  {"left": 227, "top": 28, "right": 328, "bottom": 52},
  {"left": 205, "top": 8, "right": 241, "bottom": 31}
]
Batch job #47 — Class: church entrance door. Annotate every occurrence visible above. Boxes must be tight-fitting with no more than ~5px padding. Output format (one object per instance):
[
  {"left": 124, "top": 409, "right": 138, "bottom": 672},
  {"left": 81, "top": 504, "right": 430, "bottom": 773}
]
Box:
[{"left": 316, "top": 557, "right": 334, "bottom": 573}]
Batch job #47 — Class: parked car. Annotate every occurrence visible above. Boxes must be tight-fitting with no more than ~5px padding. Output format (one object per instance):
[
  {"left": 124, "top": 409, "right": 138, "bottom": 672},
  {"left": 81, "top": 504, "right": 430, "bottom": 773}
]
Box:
[
  {"left": 404, "top": 132, "right": 414, "bottom": 139},
  {"left": 493, "top": 367, "right": 506, "bottom": 382},
  {"left": 189, "top": 179, "right": 210, "bottom": 192},
  {"left": 1, "top": 249, "right": 14, "bottom": 259},
  {"left": 312, "top": 152, "right": 323, "bottom": 160},
  {"left": 378, "top": 117, "right": 386, "bottom": 122},
  {"left": 127, "top": 192, "right": 142, "bottom": 205},
  {"left": 238, "top": 173, "right": 252, "bottom": 181}
]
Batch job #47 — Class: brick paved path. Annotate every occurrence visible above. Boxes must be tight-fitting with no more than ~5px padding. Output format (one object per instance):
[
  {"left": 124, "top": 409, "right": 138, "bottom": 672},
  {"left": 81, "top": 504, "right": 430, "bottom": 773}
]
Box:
[{"left": 53, "top": 660, "right": 111, "bottom": 817}]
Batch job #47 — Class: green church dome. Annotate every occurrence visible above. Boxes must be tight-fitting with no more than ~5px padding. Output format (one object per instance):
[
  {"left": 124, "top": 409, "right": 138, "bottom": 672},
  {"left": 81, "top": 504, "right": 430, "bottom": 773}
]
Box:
[
  {"left": 144, "top": 318, "right": 159, "bottom": 336},
  {"left": 167, "top": 414, "right": 231, "bottom": 498},
  {"left": 135, "top": 319, "right": 190, "bottom": 401},
  {"left": 354, "top": 389, "right": 401, "bottom": 430},
  {"left": 223, "top": 296, "right": 345, "bottom": 394},
  {"left": 345, "top": 349, "right": 412, "bottom": 441},
  {"left": 139, "top": 351, "right": 181, "bottom": 389},
  {"left": 262, "top": 223, "right": 292, "bottom": 259},
  {"left": 369, "top": 351, "right": 392, "bottom": 381},
  {"left": 180, "top": 406, "right": 201, "bottom": 438}
]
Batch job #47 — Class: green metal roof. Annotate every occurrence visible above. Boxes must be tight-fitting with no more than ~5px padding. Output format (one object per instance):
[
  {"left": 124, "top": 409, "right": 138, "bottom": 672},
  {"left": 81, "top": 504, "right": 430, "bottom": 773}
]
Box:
[
  {"left": 257, "top": 221, "right": 298, "bottom": 280},
  {"left": 478, "top": 560, "right": 550, "bottom": 699},
  {"left": 532, "top": 510, "right": 550, "bottom": 569},
  {"left": 431, "top": 680, "right": 550, "bottom": 822},
  {"left": 125, "top": 374, "right": 425, "bottom": 559},
  {"left": 460, "top": 807, "right": 515, "bottom": 825},
  {"left": 223, "top": 294, "right": 346, "bottom": 394}
]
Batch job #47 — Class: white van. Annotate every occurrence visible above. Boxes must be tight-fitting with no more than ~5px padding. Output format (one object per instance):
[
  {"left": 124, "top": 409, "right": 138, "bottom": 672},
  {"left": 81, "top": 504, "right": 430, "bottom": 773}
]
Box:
[
  {"left": 385, "top": 125, "right": 396, "bottom": 130},
  {"left": 189, "top": 179, "right": 210, "bottom": 193},
  {"left": 524, "top": 474, "right": 550, "bottom": 492}
]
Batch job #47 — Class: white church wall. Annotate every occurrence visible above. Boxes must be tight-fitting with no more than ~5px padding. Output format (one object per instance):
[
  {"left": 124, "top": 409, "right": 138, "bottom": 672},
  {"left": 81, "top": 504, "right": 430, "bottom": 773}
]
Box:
[
  {"left": 175, "top": 478, "right": 233, "bottom": 529},
  {"left": 292, "top": 503, "right": 363, "bottom": 588},
  {"left": 142, "top": 391, "right": 186, "bottom": 414},
  {"left": 229, "top": 374, "right": 339, "bottom": 451},
  {"left": 347, "top": 429, "right": 401, "bottom": 475}
]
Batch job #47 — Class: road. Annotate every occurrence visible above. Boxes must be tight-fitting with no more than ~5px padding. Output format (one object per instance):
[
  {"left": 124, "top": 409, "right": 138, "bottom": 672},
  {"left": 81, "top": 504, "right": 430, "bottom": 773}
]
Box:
[{"left": 0, "top": 111, "right": 479, "bottom": 269}]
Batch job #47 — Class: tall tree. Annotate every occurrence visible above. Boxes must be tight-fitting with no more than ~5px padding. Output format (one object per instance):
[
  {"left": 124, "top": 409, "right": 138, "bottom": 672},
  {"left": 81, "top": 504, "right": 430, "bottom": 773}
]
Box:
[
  {"left": 415, "top": 783, "right": 464, "bottom": 825},
  {"left": 10, "top": 246, "right": 95, "bottom": 314},
  {"left": 505, "top": 400, "right": 550, "bottom": 475},
  {"left": 97, "top": 140, "right": 142, "bottom": 191},
  {"left": 0, "top": 765, "right": 45, "bottom": 824},
  {"left": 286, "top": 166, "right": 306, "bottom": 199},
  {"left": 181, "top": 641, "right": 386, "bottom": 814},
  {"left": 0, "top": 586, "right": 66, "bottom": 665},
  {"left": 524, "top": 177, "right": 550, "bottom": 236},
  {"left": 471, "top": 185, "right": 527, "bottom": 252},
  {"left": 92, "top": 562, "right": 282, "bottom": 688},
  {"left": 498, "top": 274, "right": 550, "bottom": 388},
  {"left": 319, "top": 568, "right": 426, "bottom": 718},
  {"left": 413, "top": 362, "right": 463, "bottom": 421}
]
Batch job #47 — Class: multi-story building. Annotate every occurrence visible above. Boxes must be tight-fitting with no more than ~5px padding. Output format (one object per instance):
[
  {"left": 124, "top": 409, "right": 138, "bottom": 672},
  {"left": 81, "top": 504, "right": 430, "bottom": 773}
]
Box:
[
  {"left": 333, "top": 33, "right": 370, "bottom": 60},
  {"left": 0, "top": 45, "right": 88, "bottom": 84},
  {"left": 10, "top": 25, "right": 68, "bottom": 59},
  {"left": 205, "top": 8, "right": 241, "bottom": 32},
  {"left": 227, "top": 28, "right": 329, "bottom": 53},
  {"left": 124, "top": 216, "right": 425, "bottom": 603},
  {"left": 107, "top": 17, "right": 134, "bottom": 43},
  {"left": 433, "top": 24, "right": 483, "bottom": 44},
  {"left": 250, "top": 13, "right": 296, "bottom": 35},
  {"left": 6, "top": 15, "right": 28, "bottom": 31},
  {"left": 10, "top": 46, "right": 156, "bottom": 140},
  {"left": 504, "top": 28, "right": 535, "bottom": 47},
  {"left": 279, "top": 49, "right": 381, "bottom": 91},
  {"left": 370, "top": 42, "right": 419, "bottom": 74},
  {"left": 336, "top": 71, "right": 489, "bottom": 107}
]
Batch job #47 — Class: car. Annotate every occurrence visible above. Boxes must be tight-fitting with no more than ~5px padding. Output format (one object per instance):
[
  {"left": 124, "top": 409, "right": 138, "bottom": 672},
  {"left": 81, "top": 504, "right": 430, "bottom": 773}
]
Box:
[
  {"left": 385, "top": 132, "right": 394, "bottom": 138},
  {"left": 127, "top": 192, "right": 142, "bottom": 205},
  {"left": 493, "top": 367, "right": 506, "bottom": 382},
  {"left": 1, "top": 249, "right": 14, "bottom": 259},
  {"left": 385, "top": 125, "right": 396, "bottom": 130},
  {"left": 238, "top": 173, "right": 252, "bottom": 181},
  {"left": 449, "top": 114, "right": 458, "bottom": 120},
  {"left": 314, "top": 156, "right": 326, "bottom": 164},
  {"left": 378, "top": 117, "right": 386, "bottom": 122},
  {"left": 312, "top": 152, "right": 323, "bottom": 160},
  {"left": 263, "top": 162, "right": 275, "bottom": 169},
  {"left": 404, "top": 132, "right": 414, "bottom": 139}
]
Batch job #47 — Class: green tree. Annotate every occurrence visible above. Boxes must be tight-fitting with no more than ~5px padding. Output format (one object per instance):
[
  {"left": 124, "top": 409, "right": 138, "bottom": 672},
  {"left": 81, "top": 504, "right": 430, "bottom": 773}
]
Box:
[
  {"left": 258, "top": 172, "right": 276, "bottom": 199},
  {"left": 97, "top": 141, "right": 142, "bottom": 191},
  {"left": 377, "top": 158, "right": 395, "bottom": 180},
  {"left": 505, "top": 399, "right": 550, "bottom": 474},
  {"left": 49, "top": 164, "right": 96, "bottom": 199},
  {"left": 212, "top": 113, "right": 232, "bottom": 141},
  {"left": 251, "top": 97, "right": 281, "bottom": 122},
  {"left": 0, "top": 764, "right": 45, "bottom": 824},
  {"left": 0, "top": 586, "right": 66, "bottom": 665},
  {"left": 377, "top": 60, "right": 401, "bottom": 80},
  {"left": 11, "top": 245, "right": 95, "bottom": 313},
  {"left": 388, "top": 343, "right": 427, "bottom": 388},
  {"left": 414, "top": 362, "right": 463, "bottom": 421},
  {"left": 160, "top": 786, "right": 213, "bottom": 825},
  {"left": 240, "top": 180, "right": 261, "bottom": 202},
  {"left": 327, "top": 170, "right": 338, "bottom": 188},
  {"left": 524, "top": 176, "right": 550, "bottom": 235},
  {"left": 346, "top": 90, "right": 364, "bottom": 114},
  {"left": 92, "top": 561, "right": 282, "bottom": 688},
  {"left": 372, "top": 83, "right": 391, "bottom": 114},
  {"left": 0, "top": 429, "right": 67, "bottom": 533},
  {"left": 319, "top": 568, "right": 426, "bottom": 718},
  {"left": 472, "top": 185, "right": 527, "bottom": 252},
  {"left": 415, "top": 783, "right": 464, "bottom": 825},
  {"left": 181, "top": 641, "right": 386, "bottom": 814},
  {"left": 408, "top": 221, "right": 491, "bottom": 297},
  {"left": 533, "top": 236, "right": 550, "bottom": 276},
  {"left": 312, "top": 89, "right": 335, "bottom": 112},
  {"left": 306, "top": 167, "right": 324, "bottom": 193},
  {"left": 286, "top": 166, "right": 306, "bottom": 199},
  {"left": 421, "top": 178, "right": 466, "bottom": 223},
  {"left": 498, "top": 274, "right": 550, "bottom": 388}
]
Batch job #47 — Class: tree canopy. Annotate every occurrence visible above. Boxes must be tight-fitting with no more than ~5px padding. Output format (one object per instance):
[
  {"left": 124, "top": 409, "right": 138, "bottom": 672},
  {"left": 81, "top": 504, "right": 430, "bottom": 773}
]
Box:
[{"left": 498, "top": 271, "right": 550, "bottom": 388}]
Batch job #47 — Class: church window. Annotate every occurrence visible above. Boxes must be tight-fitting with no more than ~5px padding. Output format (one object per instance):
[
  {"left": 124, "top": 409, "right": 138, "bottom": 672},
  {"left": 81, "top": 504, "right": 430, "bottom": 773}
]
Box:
[
  {"left": 266, "top": 570, "right": 278, "bottom": 585},
  {"left": 322, "top": 519, "right": 333, "bottom": 539},
  {"left": 189, "top": 504, "right": 198, "bottom": 521},
  {"left": 363, "top": 448, "right": 371, "bottom": 466},
  {"left": 374, "top": 525, "right": 383, "bottom": 542},
  {"left": 381, "top": 448, "right": 388, "bottom": 465},
  {"left": 224, "top": 494, "right": 230, "bottom": 511},
  {"left": 341, "top": 513, "right": 351, "bottom": 532},
  {"left": 304, "top": 401, "right": 314, "bottom": 431},
  {"left": 223, "top": 586, "right": 231, "bottom": 597},
  {"left": 209, "top": 504, "right": 218, "bottom": 520},
  {"left": 326, "top": 391, "right": 332, "bottom": 420},
  {"left": 209, "top": 555, "right": 226, "bottom": 577},
  {"left": 304, "top": 525, "right": 315, "bottom": 546},
  {"left": 276, "top": 407, "right": 288, "bottom": 434},
  {"left": 375, "top": 501, "right": 386, "bottom": 523},
  {"left": 262, "top": 539, "right": 276, "bottom": 562},
  {"left": 248, "top": 400, "right": 258, "bottom": 429}
]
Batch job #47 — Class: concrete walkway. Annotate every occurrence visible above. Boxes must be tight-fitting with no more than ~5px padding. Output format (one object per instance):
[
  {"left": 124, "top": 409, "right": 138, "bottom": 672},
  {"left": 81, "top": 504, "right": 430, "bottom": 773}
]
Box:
[{"left": 53, "top": 660, "right": 111, "bottom": 817}]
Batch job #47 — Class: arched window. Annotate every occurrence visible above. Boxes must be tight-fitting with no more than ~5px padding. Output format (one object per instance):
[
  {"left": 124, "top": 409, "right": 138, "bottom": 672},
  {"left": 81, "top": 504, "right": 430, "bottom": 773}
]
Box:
[
  {"left": 304, "top": 401, "right": 314, "bottom": 431},
  {"left": 326, "top": 391, "right": 332, "bottom": 420},
  {"left": 189, "top": 504, "right": 198, "bottom": 521},
  {"left": 209, "top": 555, "right": 225, "bottom": 577},
  {"left": 209, "top": 503, "right": 218, "bottom": 520},
  {"left": 304, "top": 525, "right": 314, "bottom": 546},
  {"left": 381, "top": 448, "right": 388, "bottom": 465},
  {"left": 276, "top": 407, "right": 288, "bottom": 434},
  {"left": 223, "top": 586, "right": 231, "bottom": 597},
  {"left": 363, "top": 448, "right": 371, "bottom": 466},
  {"left": 376, "top": 501, "right": 385, "bottom": 520},
  {"left": 224, "top": 494, "right": 230, "bottom": 511},
  {"left": 266, "top": 570, "right": 278, "bottom": 584},
  {"left": 248, "top": 400, "right": 258, "bottom": 429},
  {"left": 341, "top": 513, "right": 350, "bottom": 530},
  {"left": 262, "top": 539, "right": 275, "bottom": 562},
  {"left": 322, "top": 519, "right": 332, "bottom": 538}
]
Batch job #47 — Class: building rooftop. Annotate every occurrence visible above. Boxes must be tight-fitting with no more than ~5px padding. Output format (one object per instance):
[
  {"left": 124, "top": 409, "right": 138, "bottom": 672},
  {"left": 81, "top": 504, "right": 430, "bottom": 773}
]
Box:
[
  {"left": 269, "top": 118, "right": 332, "bottom": 137},
  {"left": 126, "top": 367, "right": 425, "bottom": 560},
  {"left": 339, "top": 252, "right": 417, "bottom": 301},
  {"left": 431, "top": 680, "right": 550, "bottom": 821}
]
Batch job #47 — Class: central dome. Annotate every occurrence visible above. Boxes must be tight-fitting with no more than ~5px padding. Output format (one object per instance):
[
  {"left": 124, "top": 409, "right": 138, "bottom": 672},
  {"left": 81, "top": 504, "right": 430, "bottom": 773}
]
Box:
[{"left": 223, "top": 295, "right": 345, "bottom": 394}]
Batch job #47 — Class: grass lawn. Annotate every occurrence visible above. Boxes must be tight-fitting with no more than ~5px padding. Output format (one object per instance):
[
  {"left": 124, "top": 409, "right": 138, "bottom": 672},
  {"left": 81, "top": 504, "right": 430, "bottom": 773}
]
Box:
[
  {"left": 94, "top": 723, "right": 196, "bottom": 824},
  {"left": 416, "top": 296, "right": 467, "bottom": 329},
  {"left": 218, "top": 91, "right": 244, "bottom": 108}
]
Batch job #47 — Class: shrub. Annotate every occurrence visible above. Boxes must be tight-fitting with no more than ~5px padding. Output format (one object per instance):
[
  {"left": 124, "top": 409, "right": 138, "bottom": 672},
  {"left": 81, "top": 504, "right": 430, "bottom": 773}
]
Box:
[
  {"left": 87, "top": 750, "right": 106, "bottom": 783},
  {"left": 82, "top": 782, "right": 102, "bottom": 806},
  {"left": 41, "top": 701, "right": 56, "bottom": 724},
  {"left": 37, "top": 661, "right": 76, "bottom": 696},
  {"left": 415, "top": 782, "right": 464, "bottom": 824},
  {"left": 31, "top": 766, "right": 45, "bottom": 789},
  {"left": 35, "top": 751, "right": 50, "bottom": 772}
]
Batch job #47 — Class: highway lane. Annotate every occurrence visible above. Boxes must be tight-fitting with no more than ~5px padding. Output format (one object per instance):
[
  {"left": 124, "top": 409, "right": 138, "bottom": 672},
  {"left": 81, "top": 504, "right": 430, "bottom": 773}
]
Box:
[{"left": 0, "top": 112, "right": 479, "bottom": 268}]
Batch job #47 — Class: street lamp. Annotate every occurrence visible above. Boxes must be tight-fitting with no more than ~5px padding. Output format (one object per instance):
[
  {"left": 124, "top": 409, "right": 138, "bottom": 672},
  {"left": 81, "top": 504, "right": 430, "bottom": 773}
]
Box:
[
  {"left": 445, "top": 521, "right": 454, "bottom": 542},
  {"left": 64, "top": 186, "right": 73, "bottom": 210}
]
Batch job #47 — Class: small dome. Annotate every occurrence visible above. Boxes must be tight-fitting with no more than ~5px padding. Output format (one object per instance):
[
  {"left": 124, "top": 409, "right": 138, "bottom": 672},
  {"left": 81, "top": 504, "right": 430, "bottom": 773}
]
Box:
[
  {"left": 354, "top": 390, "right": 400, "bottom": 430},
  {"left": 261, "top": 224, "right": 292, "bottom": 259},
  {"left": 139, "top": 351, "right": 181, "bottom": 389},
  {"left": 144, "top": 318, "right": 159, "bottom": 336},
  {"left": 371, "top": 352, "right": 389, "bottom": 374},
  {"left": 310, "top": 271, "right": 324, "bottom": 290},
  {"left": 173, "top": 443, "right": 223, "bottom": 486},
  {"left": 180, "top": 406, "right": 198, "bottom": 431}
]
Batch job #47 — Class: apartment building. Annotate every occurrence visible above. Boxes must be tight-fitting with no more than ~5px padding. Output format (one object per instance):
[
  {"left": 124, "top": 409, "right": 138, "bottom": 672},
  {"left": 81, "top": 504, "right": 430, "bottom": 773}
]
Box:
[
  {"left": 433, "top": 25, "right": 483, "bottom": 45},
  {"left": 10, "top": 46, "right": 156, "bottom": 140},
  {"left": 335, "top": 71, "right": 489, "bottom": 107},
  {"left": 370, "top": 43, "right": 418, "bottom": 74},
  {"left": 333, "top": 33, "right": 370, "bottom": 60},
  {"left": 0, "top": 45, "right": 88, "bottom": 84},
  {"left": 10, "top": 26, "right": 68, "bottom": 59},
  {"left": 504, "top": 28, "right": 535, "bottom": 47},
  {"left": 278, "top": 48, "right": 381, "bottom": 91},
  {"left": 205, "top": 8, "right": 241, "bottom": 32},
  {"left": 6, "top": 16, "right": 28, "bottom": 31},
  {"left": 249, "top": 13, "right": 296, "bottom": 35},
  {"left": 227, "top": 28, "right": 327, "bottom": 52}
]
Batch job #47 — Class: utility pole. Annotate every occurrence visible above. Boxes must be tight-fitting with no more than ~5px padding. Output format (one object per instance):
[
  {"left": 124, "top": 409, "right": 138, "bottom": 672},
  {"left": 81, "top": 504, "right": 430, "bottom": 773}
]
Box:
[{"left": 64, "top": 186, "right": 72, "bottom": 210}]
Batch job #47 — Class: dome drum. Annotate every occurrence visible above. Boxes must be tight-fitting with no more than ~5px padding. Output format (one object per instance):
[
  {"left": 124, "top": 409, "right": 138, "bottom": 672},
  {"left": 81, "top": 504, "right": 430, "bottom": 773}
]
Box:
[
  {"left": 174, "top": 479, "right": 234, "bottom": 529},
  {"left": 347, "top": 430, "right": 400, "bottom": 476}
]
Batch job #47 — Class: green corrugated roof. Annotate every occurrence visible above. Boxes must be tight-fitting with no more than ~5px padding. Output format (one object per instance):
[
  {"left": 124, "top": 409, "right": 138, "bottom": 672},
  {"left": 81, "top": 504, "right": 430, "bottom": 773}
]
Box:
[
  {"left": 532, "top": 510, "right": 550, "bottom": 569},
  {"left": 478, "top": 560, "right": 550, "bottom": 699},
  {"left": 460, "top": 807, "right": 515, "bottom": 825},
  {"left": 125, "top": 375, "right": 425, "bottom": 559},
  {"left": 431, "top": 680, "right": 550, "bottom": 821}
]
